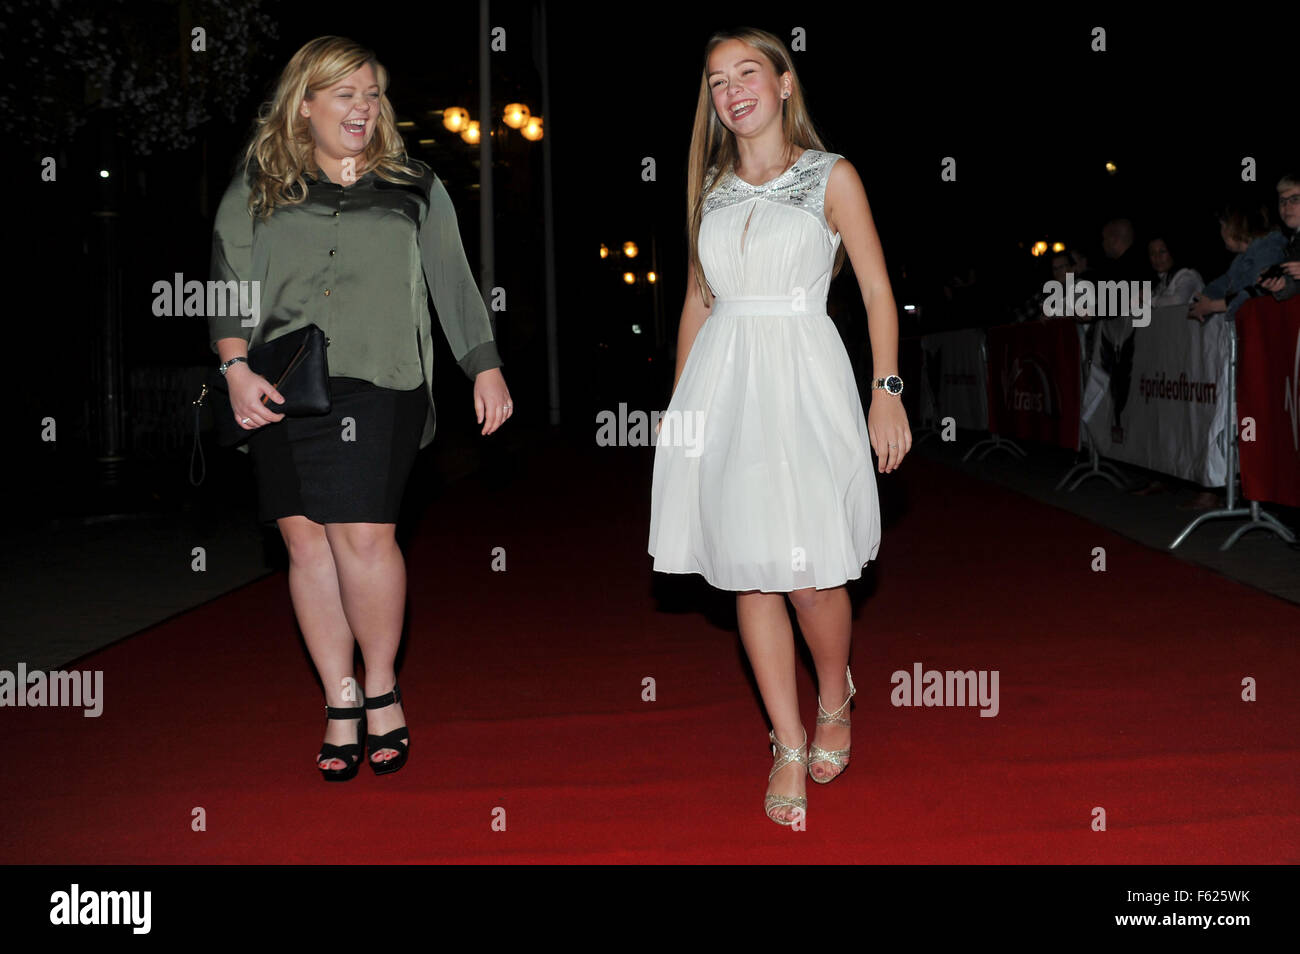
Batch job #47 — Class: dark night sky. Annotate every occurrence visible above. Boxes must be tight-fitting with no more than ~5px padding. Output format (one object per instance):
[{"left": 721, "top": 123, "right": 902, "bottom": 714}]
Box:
[{"left": 572, "top": 6, "right": 1297, "bottom": 320}]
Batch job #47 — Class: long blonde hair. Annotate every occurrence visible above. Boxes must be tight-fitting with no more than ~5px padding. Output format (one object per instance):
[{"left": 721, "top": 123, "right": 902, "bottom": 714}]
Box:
[
  {"left": 686, "top": 28, "right": 846, "bottom": 307},
  {"left": 236, "top": 36, "right": 424, "bottom": 219}
]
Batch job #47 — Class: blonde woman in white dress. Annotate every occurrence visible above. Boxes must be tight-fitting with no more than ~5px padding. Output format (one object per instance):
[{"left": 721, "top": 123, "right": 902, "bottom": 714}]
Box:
[{"left": 648, "top": 28, "right": 911, "bottom": 825}]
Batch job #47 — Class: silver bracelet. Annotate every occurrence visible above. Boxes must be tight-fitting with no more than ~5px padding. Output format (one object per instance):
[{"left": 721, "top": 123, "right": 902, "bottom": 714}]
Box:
[{"left": 218, "top": 356, "right": 248, "bottom": 376}]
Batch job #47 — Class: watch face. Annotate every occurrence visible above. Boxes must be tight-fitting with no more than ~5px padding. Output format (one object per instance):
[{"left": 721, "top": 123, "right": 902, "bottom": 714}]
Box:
[{"left": 886, "top": 375, "right": 903, "bottom": 395}]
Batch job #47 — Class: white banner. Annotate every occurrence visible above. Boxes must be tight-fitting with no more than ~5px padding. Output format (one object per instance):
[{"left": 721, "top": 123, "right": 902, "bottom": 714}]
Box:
[
  {"left": 919, "top": 329, "right": 988, "bottom": 430},
  {"left": 1085, "top": 305, "right": 1229, "bottom": 486}
]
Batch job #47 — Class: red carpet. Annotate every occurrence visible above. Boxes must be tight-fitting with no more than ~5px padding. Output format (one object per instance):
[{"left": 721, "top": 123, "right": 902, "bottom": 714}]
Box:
[{"left": 2, "top": 438, "right": 1297, "bottom": 863}]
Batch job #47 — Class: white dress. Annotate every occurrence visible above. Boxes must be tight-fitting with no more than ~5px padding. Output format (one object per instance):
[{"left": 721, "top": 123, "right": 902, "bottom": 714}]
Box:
[{"left": 648, "top": 148, "right": 881, "bottom": 592}]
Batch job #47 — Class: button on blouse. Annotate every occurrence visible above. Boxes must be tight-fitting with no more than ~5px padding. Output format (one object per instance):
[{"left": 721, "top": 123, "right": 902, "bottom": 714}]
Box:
[{"left": 208, "top": 158, "right": 502, "bottom": 449}]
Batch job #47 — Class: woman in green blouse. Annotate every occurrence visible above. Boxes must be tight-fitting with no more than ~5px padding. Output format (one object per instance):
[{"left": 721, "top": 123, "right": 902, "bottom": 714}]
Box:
[{"left": 208, "top": 36, "right": 513, "bottom": 780}]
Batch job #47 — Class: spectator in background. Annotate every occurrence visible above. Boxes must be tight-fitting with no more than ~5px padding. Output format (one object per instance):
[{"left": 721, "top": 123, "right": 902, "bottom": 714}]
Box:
[
  {"left": 1094, "top": 218, "right": 1147, "bottom": 283},
  {"left": 1189, "top": 201, "right": 1286, "bottom": 321},
  {"left": 1014, "top": 247, "right": 1089, "bottom": 321},
  {"left": 1258, "top": 172, "right": 1300, "bottom": 301},
  {"left": 1147, "top": 234, "right": 1204, "bottom": 306},
  {"left": 1051, "top": 246, "right": 1090, "bottom": 286},
  {"left": 1013, "top": 246, "right": 1076, "bottom": 321}
]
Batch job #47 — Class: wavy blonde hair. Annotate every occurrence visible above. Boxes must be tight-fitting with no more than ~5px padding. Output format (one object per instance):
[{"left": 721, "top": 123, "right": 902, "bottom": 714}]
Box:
[
  {"left": 686, "top": 28, "right": 846, "bottom": 307},
  {"left": 237, "top": 36, "right": 423, "bottom": 219}
]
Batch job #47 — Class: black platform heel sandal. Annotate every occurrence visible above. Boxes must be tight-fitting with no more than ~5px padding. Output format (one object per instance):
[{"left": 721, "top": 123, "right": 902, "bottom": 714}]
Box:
[
  {"left": 365, "top": 684, "right": 409, "bottom": 776},
  {"left": 317, "top": 694, "right": 367, "bottom": 782}
]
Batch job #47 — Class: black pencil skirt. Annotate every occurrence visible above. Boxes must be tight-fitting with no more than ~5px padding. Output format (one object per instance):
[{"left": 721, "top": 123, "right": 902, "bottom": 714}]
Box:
[{"left": 247, "top": 376, "right": 428, "bottom": 525}]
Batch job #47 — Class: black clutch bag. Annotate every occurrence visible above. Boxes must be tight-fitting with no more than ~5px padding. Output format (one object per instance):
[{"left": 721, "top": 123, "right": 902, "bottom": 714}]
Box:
[{"left": 193, "top": 323, "right": 332, "bottom": 452}]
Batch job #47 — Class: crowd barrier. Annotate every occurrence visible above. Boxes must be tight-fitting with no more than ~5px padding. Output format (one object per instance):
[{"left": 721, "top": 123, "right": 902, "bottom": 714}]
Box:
[
  {"left": 1236, "top": 296, "right": 1300, "bottom": 510},
  {"left": 984, "top": 320, "right": 1081, "bottom": 451},
  {"left": 1084, "top": 305, "right": 1229, "bottom": 487},
  {"left": 918, "top": 328, "right": 988, "bottom": 431},
  {"left": 916, "top": 302, "right": 1297, "bottom": 551}
]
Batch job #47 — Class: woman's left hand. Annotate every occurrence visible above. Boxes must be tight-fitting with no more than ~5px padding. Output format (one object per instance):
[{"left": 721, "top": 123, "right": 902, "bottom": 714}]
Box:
[
  {"left": 868, "top": 393, "right": 911, "bottom": 473},
  {"left": 474, "top": 368, "right": 512, "bottom": 436}
]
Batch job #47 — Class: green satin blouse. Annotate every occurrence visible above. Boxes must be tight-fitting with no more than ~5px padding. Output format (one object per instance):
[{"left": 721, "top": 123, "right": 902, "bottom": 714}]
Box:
[{"left": 207, "top": 157, "right": 502, "bottom": 449}]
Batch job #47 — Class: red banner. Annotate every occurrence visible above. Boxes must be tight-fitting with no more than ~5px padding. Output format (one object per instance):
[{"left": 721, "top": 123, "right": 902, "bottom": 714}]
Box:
[
  {"left": 985, "top": 320, "right": 1081, "bottom": 450},
  {"left": 1235, "top": 297, "right": 1300, "bottom": 508}
]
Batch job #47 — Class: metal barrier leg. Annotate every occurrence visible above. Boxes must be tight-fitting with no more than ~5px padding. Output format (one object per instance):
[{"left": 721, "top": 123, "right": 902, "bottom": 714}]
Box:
[
  {"left": 1054, "top": 461, "right": 1089, "bottom": 490},
  {"left": 1057, "top": 430, "right": 1129, "bottom": 492},
  {"left": 1170, "top": 319, "right": 1297, "bottom": 550},
  {"left": 1169, "top": 505, "right": 1251, "bottom": 549},
  {"left": 962, "top": 433, "right": 1026, "bottom": 461},
  {"left": 1172, "top": 320, "right": 1237, "bottom": 549},
  {"left": 1220, "top": 500, "right": 1298, "bottom": 550}
]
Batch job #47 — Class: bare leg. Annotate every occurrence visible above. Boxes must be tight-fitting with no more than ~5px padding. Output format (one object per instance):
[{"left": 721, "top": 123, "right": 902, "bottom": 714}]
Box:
[
  {"left": 277, "top": 515, "right": 360, "bottom": 771},
  {"left": 736, "top": 590, "right": 805, "bottom": 822},
  {"left": 324, "top": 522, "right": 407, "bottom": 763},
  {"left": 789, "top": 585, "right": 853, "bottom": 781}
]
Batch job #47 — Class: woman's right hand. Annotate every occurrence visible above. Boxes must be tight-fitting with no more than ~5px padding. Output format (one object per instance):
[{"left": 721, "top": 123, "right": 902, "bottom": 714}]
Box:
[{"left": 227, "top": 365, "right": 286, "bottom": 430}]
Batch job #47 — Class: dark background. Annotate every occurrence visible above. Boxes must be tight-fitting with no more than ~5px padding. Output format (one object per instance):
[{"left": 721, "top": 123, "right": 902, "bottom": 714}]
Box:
[{"left": 4, "top": 1, "right": 1295, "bottom": 518}]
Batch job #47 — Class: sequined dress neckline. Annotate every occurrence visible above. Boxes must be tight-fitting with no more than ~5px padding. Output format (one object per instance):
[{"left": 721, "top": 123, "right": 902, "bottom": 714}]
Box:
[{"left": 729, "top": 148, "right": 810, "bottom": 190}]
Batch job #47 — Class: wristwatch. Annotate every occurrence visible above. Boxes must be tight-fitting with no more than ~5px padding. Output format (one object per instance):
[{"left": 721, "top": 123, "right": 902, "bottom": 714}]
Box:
[
  {"left": 872, "top": 374, "right": 904, "bottom": 396},
  {"left": 218, "top": 356, "right": 248, "bottom": 376}
]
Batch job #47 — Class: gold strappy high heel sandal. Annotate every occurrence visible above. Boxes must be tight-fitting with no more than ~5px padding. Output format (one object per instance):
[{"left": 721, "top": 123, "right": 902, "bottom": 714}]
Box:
[
  {"left": 764, "top": 728, "right": 808, "bottom": 825},
  {"left": 808, "top": 667, "right": 856, "bottom": 784}
]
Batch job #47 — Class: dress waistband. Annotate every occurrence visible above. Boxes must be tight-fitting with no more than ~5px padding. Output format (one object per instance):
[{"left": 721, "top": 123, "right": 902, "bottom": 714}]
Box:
[{"left": 709, "top": 295, "right": 826, "bottom": 316}]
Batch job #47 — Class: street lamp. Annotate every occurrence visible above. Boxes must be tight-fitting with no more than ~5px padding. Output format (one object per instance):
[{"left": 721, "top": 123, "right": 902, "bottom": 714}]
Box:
[
  {"left": 503, "top": 102, "right": 530, "bottom": 128},
  {"left": 520, "top": 116, "right": 543, "bottom": 141},
  {"left": 442, "top": 106, "right": 469, "bottom": 132}
]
